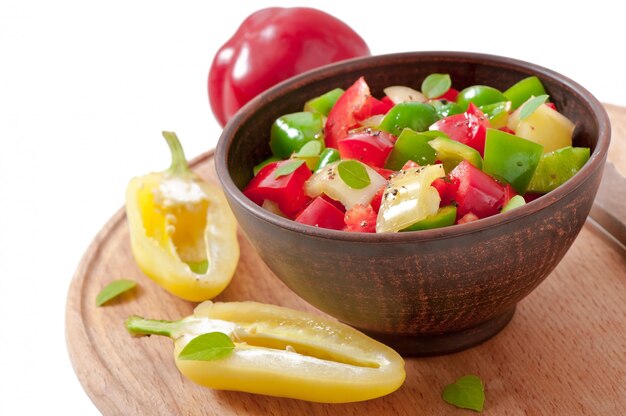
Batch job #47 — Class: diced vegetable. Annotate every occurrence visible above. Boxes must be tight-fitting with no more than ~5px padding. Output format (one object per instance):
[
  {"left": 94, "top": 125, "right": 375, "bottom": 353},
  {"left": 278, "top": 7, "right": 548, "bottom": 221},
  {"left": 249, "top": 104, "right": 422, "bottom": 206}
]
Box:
[
  {"left": 385, "top": 128, "right": 437, "bottom": 171},
  {"left": 304, "top": 88, "right": 344, "bottom": 116},
  {"left": 379, "top": 102, "right": 439, "bottom": 136},
  {"left": 526, "top": 146, "right": 590, "bottom": 192},
  {"left": 376, "top": 164, "right": 445, "bottom": 233},
  {"left": 507, "top": 102, "right": 574, "bottom": 153},
  {"left": 270, "top": 112, "right": 324, "bottom": 159},
  {"left": 504, "top": 76, "right": 547, "bottom": 110}
]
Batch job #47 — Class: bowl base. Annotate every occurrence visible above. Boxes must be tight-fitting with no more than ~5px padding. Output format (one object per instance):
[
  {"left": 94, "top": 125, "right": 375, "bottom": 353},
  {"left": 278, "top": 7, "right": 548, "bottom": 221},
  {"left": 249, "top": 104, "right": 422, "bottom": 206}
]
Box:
[{"left": 359, "top": 306, "right": 516, "bottom": 357}]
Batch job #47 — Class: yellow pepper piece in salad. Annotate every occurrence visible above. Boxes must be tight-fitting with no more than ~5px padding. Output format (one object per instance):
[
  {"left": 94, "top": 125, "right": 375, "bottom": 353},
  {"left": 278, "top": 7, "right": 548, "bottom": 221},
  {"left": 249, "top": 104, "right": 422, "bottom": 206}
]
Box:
[
  {"left": 125, "top": 131, "right": 239, "bottom": 301},
  {"left": 125, "top": 301, "right": 406, "bottom": 402}
]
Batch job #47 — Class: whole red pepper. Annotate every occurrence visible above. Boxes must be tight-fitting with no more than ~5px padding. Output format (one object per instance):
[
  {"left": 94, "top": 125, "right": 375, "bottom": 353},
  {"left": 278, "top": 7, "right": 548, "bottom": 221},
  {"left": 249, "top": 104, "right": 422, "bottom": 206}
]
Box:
[{"left": 208, "top": 7, "right": 370, "bottom": 126}]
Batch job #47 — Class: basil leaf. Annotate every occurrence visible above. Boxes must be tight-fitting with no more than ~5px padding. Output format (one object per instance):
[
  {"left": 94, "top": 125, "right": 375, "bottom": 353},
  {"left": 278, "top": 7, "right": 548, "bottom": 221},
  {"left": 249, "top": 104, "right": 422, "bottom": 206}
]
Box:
[
  {"left": 95, "top": 279, "right": 136, "bottom": 306},
  {"left": 421, "top": 73, "right": 452, "bottom": 99},
  {"left": 294, "top": 140, "right": 322, "bottom": 158},
  {"left": 442, "top": 375, "right": 485, "bottom": 412},
  {"left": 519, "top": 94, "right": 549, "bottom": 120},
  {"left": 274, "top": 159, "right": 305, "bottom": 178},
  {"left": 337, "top": 160, "right": 371, "bottom": 189},
  {"left": 178, "top": 332, "right": 235, "bottom": 361}
]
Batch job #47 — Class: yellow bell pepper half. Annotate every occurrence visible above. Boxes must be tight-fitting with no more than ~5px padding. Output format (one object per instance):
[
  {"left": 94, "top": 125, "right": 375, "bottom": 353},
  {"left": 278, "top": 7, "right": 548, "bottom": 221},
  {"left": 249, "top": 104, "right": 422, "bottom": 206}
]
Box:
[
  {"left": 125, "top": 301, "right": 406, "bottom": 403},
  {"left": 125, "top": 132, "right": 239, "bottom": 301}
]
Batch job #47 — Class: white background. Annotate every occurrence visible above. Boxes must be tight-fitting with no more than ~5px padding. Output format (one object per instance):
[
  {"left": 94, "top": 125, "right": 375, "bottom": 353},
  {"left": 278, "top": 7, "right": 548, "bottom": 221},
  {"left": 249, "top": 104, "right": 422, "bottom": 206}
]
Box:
[{"left": 1, "top": 1, "right": 624, "bottom": 414}]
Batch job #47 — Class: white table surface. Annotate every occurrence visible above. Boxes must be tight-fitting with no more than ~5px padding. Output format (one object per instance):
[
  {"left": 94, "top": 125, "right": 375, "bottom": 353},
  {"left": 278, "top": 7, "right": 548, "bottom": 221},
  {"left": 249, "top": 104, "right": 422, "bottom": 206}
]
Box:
[{"left": 1, "top": 1, "right": 624, "bottom": 414}]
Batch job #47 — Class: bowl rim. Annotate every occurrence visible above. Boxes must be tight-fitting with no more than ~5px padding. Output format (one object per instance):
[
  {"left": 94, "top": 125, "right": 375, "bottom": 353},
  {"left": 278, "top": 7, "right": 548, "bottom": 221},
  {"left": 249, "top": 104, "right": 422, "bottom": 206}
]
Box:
[{"left": 216, "top": 51, "right": 611, "bottom": 243}]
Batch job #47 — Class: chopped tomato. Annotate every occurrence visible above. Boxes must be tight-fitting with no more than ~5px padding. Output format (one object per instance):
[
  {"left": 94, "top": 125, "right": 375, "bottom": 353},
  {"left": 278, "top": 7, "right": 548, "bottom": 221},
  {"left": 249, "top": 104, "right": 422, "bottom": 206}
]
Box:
[
  {"left": 344, "top": 204, "right": 377, "bottom": 233},
  {"left": 295, "top": 196, "right": 346, "bottom": 230},
  {"left": 373, "top": 167, "right": 395, "bottom": 180},
  {"left": 430, "top": 102, "right": 491, "bottom": 156},
  {"left": 431, "top": 177, "right": 458, "bottom": 207},
  {"left": 449, "top": 160, "right": 505, "bottom": 219},
  {"left": 337, "top": 130, "right": 395, "bottom": 168},
  {"left": 369, "top": 185, "right": 386, "bottom": 213},
  {"left": 502, "top": 183, "right": 518, "bottom": 207},
  {"left": 243, "top": 160, "right": 312, "bottom": 218},
  {"left": 325, "top": 77, "right": 371, "bottom": 149},
  {"left": 434, "top": 87, "right": 459, "bottom": 102}
]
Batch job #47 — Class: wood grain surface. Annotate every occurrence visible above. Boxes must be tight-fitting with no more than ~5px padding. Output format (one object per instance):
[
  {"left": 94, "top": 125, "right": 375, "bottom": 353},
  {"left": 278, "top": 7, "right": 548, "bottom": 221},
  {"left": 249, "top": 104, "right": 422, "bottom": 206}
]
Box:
[{"left": 66, "top": 105, "right": 626, "bottom": 415}]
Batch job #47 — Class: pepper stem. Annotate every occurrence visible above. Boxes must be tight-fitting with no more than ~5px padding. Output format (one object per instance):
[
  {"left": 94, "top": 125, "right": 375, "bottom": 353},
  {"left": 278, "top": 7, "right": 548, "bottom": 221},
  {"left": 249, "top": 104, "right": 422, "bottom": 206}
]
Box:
[
  {"left": 162, "top": 131, "right": 190, "bottom": 175},
  {"left": 125, "top": 315, "right": 183, "bottom": 338}
]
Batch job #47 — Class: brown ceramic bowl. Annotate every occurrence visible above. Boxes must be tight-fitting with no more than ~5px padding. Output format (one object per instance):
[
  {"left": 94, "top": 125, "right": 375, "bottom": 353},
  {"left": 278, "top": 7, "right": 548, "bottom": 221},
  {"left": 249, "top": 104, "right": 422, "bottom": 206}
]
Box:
[{"left": 215, "top": 51, "right": 610, "bottom": 356}]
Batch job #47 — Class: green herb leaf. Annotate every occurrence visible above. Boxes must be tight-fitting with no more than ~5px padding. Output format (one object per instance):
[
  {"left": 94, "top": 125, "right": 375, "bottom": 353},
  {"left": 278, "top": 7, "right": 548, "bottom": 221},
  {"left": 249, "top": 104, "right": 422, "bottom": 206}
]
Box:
[
  {"left": 337, "top": 160, "right": 371, "bottom": 189},
  {"left": 274, "top": 159, "right": 305, "bottom": 178},
  {"left": 294, "top": 140, "right": 322, "bottom": 158},
  {"left": 442, "top": 375, "right": 485, "bottom": 412},
  {"left": 519, "top": 94, "right": 549, "bottom": 120},
  {"left": 178, "top": 332, "right": 235, "bottom": 361},
  {"left": 95, "top": 279, "right": 136, "bottom": 306},
  {"left": 421, "top": 73, "right": 452, "bottom": 99}
]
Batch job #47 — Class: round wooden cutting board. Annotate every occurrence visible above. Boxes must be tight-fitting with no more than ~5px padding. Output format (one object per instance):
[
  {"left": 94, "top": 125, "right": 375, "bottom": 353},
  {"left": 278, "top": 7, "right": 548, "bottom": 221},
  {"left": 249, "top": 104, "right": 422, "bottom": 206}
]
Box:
[{"left": 66, "top": 106, "right": 626, "bottom": 415}]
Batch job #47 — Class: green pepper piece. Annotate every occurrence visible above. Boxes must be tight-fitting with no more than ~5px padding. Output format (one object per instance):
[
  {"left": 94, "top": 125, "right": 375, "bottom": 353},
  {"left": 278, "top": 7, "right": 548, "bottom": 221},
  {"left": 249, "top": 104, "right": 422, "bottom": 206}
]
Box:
[
  {"left": 479, "top": 101, "right": 511, "bottom": 129},
  {"left": 456, "top": 85, "right": 508, "bottom": 111},
  {"left": 401, "top": 206, "right": 457, "bottom": 231},
  {"left": 504, "top": 76, "right": 547, "bottom": 110},
  {"left": 429, "top": 136, "right": 483, "bottom": 172},
  {"left": 501, "top": 195, "right": 526, "bottom": 213},
  {"left": 304, "top": 88, "right": 344, "bottom": 116},
  {"left": 379, "top": 102, "right": 439, "bottom": 136},
  {"left": 270, "top": 112, "right": 324, "bottom": 159},
  {"left": 526, "top": 146, "right": 590, "bottom": 193},
  {"left": 253, "top": 155, "right": 281, "bottom": 176},
  {"left": 483, "top": 128, "right": 544, "bottom": 194},
  {"left": 315, "top": 148, "right": 341, "bottom": 172},
  {"left": 431, "top": 99, "right": 464, "bottom": 118},
  {"left": 385, "top": 128, "right": 437, "bottom": 171}
]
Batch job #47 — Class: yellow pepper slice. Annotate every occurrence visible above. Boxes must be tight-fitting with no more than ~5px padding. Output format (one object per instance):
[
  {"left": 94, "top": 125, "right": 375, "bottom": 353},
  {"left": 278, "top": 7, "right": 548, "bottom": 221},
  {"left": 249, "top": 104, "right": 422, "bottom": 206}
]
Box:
[
  {"left": 125, "top": 132, "right": 239, "bottom": 301},
  {"left": 125, "top": 301, "right": 406, "bottom": 403}
]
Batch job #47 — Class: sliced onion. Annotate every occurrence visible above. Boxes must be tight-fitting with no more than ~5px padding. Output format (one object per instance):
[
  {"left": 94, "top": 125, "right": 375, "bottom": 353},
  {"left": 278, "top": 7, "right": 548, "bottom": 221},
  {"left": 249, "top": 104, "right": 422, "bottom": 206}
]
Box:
[{"left": 383, "top": 86, "right": 426, "bottom": 104}]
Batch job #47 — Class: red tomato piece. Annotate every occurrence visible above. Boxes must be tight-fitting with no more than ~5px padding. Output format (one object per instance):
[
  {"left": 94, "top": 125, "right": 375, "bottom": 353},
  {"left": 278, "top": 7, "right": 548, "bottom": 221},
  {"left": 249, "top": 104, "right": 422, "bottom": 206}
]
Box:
[
  {"left": 430, "top": 102, "right": 491, "bottom": 156},
  {"left": 401, "top": 160, "right": 420, "bottom": 170},
  {"left": 325, "top": 77, "right": 371, "bottom": 149},
  {"left": 434, "top": 87, "right": 459, "bottom": 102},
  {"left": 502, "top": 183, "right": 518, "bottom": 207},
  {"left": 337, "top": 130, "right": 395, "bottom": 168},
  {"left": 294, "top": 196, "right": 345, "bottom": 230},
  {"left": 369, "top": 185, "right": 386, "bottom": 213},
  {"left": 458, "top": 212, "right": 479, "bottom": 224},
  {"left": 449, "top": 160, "right": 505, "bottom": 219},
  {"left": 321, "top": 194, "right": 346, "bottom": 212},
  {"left": 373, "top": 166, "right": 395, "bottom": 180},
  {"left": 344, "top": 204, "right": 377, "bottom": 233},
  {"left": 243, "top": 160, "right": 312, "bottom": 218},
  {"left": 431, "top": 177, "right": 458, "bottom": 207}
]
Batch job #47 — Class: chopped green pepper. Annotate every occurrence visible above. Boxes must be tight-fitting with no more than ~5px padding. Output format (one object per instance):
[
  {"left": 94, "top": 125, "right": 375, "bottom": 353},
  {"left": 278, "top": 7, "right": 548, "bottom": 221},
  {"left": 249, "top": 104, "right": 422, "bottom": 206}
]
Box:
[
  {"left": 430, "top": 99, "right": 463, "bottom": 118},
  {"left": 504, "top": 76, "right": 547, "bottom": 110},
  {"left": 456, "top": 85, "right": 507, "bottom": 111},
  {"left": 428, "top": 136, "right": 483, "bottom": 172},
  {"left": 526, "top": 146, "right": 590, "bottom": 193},
  {"left": 270, "top": 112, "right": 324, "bottom": 158},
  {"left": 479, "top": 101, "right": 511, "bottom": 129},
  {"left": 304, "top": 88, "right": 344, "bottom": 116},
  {"left": 483, "top": 128, "right": 544, "bottom": 194},
  {"left": 401, "top": 205, "right": 457, "bottom": 231},
  {"left": 385, "top": 128, "right": 436, "bottom": 170},
  {"left": 378, "top": 102, "right": 439, "bottom": 136},
  {"left": 315, "top": 148, "right": 341, "bottom": 171}
]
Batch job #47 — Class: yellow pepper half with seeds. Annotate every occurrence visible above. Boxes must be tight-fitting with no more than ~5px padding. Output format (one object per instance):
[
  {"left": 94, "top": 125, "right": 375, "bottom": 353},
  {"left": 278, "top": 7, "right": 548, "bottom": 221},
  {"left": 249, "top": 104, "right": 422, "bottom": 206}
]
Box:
[
  {"left": 125, "top": 131, "right": 239, "bottom": 301},
  {"left": 125, "top": 301, "right": 406, "bottom": 402}
]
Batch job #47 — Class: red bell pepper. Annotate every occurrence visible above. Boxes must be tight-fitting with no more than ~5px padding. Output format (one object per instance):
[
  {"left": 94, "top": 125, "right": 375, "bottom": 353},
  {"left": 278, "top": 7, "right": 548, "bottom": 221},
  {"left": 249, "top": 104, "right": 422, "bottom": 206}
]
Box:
[
  {"left": 325, "top": 77, "right": 372, "bottom": 149},
  {"left": 434, "top": 87, "right": 460, "bottom": 102},
  {"left": 295, "top": 196, "right": 345, "bottom": 230},
  {"left": 449, "top": 160, "right": 505, "bottom": 219},
  {"left": 208, "top": 8, "right": 370, "bottom": 126},
  {"left": 430, "top": 103, "right": 491, "bottom": 156},
  {"left": 337, "top": 130, "right": 396, "bottom": 168},
  {"left": 243, "top": 160, "right": 312, "bottom": 218}
]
